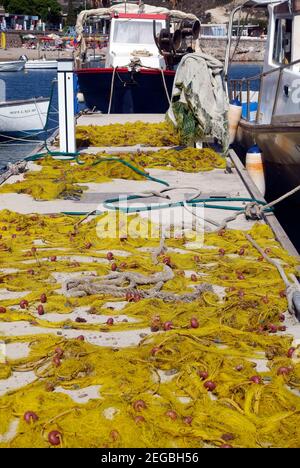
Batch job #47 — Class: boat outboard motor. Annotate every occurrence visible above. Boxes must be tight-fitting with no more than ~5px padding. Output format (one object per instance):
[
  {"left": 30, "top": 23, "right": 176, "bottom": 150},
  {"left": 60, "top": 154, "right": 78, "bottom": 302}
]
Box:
[
  {"left": 180, "top": 20, "right": 201, "bottom": 40},
  {"left": 19, "top": 54, "right": 28, "bottom": 62}
]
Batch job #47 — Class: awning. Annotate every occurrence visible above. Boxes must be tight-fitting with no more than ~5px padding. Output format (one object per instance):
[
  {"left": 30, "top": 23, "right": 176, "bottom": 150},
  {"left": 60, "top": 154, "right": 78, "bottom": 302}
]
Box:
[{"left": 76, "top": 2, "right": 198, "bottom": 37}]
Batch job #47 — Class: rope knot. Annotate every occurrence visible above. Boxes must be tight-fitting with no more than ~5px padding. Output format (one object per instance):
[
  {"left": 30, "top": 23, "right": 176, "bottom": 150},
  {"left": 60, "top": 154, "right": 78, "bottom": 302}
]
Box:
[
  {"left": 244, "top": 202, "right": 264, "bottom": 220},
  {"left": 7, "top": 162, "right": 27, "bottom": 175}
]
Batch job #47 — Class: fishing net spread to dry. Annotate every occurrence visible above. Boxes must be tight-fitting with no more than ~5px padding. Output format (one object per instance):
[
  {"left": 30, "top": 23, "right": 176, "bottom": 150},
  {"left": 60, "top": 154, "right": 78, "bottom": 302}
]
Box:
[
  {"left": 76, "top": 122, "right": 181, "bottom": 147},
  {"left": 0, "top": 149, "right": 225, "bottom": 201},
  {"left": 0, "top": 209, "right": 300, "bottom": 448}
]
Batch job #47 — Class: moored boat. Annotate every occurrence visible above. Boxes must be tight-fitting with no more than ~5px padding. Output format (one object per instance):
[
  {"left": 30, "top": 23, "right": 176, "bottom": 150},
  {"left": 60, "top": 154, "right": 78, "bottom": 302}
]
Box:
[
  {"left": 0, "top": 60, "right": 26, "bottom": 72},
  {"left": 225, "top": 0, "right": 300, "bottom": 203},
  {"left": 0, "top": 97, "right": 50, "bottom": 138},
  {"left": 75, "top": 2, "right": 200, "bottom": 114},
  {"left": 24, "top": 59, "right": 58, "bottom": 70}
]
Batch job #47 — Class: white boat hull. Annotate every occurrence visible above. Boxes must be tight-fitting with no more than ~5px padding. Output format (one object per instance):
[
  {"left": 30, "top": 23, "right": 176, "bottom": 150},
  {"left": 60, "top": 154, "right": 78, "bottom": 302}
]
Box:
[
  {"left": 0, "top": 98, "right": 50, "bottom": 134},
  {"left": 0, "top": 60, "right": 25, "bottom": 72},
  {"left": 24, "top": 60, "right": 58, "bottom": 70}
]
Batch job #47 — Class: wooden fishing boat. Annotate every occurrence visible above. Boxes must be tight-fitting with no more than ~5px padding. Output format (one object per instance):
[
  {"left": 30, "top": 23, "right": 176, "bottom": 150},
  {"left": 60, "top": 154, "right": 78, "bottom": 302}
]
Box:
[
  {"left": 75, "top": 2, "right": 200, "bottom": 114},
  {"left": 0, "top": 97, "right": 50, "bottom": 138}
]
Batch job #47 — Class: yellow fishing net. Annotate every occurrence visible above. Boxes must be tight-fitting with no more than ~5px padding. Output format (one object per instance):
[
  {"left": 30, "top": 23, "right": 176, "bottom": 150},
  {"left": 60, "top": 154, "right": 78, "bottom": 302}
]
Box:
[
  {"left": 0, "top": 149, "right": 225, "bottom": 201},
  {"left": 76, "top": 121, "right": 180, "bottom": 147},
  {"left": 132, "top": 147, "right": 226, "bottom": 172},
  {"left": 0, "top": 209, "right": 299, "bottom": 448}
]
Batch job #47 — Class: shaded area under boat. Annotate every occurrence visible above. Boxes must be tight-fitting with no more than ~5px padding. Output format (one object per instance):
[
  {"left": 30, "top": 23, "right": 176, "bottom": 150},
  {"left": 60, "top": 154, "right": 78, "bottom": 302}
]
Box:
[{"left": 233, "top": 120, "right": 300, "bottom": 252}]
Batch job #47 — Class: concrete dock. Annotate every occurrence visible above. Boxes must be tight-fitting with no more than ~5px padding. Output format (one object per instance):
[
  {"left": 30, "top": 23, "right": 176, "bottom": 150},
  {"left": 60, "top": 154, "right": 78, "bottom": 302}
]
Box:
[{"left": 0, "top": 114, "right": 299, "bottom": 448}]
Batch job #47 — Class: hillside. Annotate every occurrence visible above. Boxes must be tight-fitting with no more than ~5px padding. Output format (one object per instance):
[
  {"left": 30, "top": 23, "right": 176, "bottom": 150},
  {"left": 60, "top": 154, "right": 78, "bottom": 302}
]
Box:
[{"left": 143, "top": 0, "right": 243, "bottom": 22}]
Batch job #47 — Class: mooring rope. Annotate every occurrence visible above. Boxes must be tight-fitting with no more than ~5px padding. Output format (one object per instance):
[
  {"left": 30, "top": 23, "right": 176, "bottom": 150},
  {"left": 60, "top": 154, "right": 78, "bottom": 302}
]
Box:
[{"left": 108, "top": 67, "right": 117, "bottom": 115}]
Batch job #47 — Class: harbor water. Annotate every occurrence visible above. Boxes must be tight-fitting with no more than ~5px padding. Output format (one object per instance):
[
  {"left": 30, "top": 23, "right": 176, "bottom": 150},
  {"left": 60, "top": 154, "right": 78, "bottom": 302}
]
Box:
[
  {"left": 0, "top": 63, "right": 298, "bottom": 254},
  {"left": 0, "top": 69, "right": 58, "bottom": 165}
]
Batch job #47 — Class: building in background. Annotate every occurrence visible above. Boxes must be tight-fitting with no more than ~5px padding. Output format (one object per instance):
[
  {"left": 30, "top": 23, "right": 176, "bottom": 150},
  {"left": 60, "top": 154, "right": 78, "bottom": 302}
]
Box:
[{"left": 0, "top": 11, "right": 40, "bottom": 31}]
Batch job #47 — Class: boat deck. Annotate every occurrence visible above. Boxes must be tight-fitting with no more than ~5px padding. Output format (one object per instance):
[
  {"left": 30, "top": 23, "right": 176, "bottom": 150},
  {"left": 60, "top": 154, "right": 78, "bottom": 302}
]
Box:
[{"left": 0, "top": 114, "right": 300, "bottom": 448}]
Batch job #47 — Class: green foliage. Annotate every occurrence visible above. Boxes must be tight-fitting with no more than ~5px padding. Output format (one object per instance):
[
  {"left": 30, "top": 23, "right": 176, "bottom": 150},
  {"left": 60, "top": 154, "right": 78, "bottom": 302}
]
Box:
[{"left": 66, "top": 0, "right": 77, "bottom": 26}]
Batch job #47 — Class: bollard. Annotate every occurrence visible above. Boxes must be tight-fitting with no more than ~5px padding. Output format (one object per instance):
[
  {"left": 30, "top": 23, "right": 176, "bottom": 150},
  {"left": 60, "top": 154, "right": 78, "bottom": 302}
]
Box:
[{"left": 57, "top": 59, "right": 76, "bottom": 155}]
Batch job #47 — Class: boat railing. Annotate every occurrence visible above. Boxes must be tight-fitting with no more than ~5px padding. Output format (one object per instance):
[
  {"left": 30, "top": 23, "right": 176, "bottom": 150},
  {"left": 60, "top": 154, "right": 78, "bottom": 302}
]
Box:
[{"left": 228, "top": 58, "right": 300, "bottom": 123}]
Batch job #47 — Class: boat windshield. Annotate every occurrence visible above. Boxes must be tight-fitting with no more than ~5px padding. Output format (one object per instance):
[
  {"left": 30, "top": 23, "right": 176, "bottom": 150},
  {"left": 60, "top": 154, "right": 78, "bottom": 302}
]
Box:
[{"left": 113, "top": 20, "right": 163, "bottom": 45}]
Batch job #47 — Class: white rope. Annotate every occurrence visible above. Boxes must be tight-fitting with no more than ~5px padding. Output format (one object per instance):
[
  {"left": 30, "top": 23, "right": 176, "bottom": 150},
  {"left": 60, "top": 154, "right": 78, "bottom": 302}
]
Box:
[
  {"left": 119, "top": 60, "right": 172, "bottom": 108},
  {"left": 246, "top": 233, "right": 300, "bottom": 316},
  {"left": 135, "top": 63, "right": 172, "bottom": 106},
  {"left": 160, "top": 68, "right": 172, "bottom": 106},
  {"left": 0, "top": 161, "right": 27, "bottom": 186},
  {"left": 246, "top": 234, "right": 290, "bottom": 286},
  {"left": 183, "top": 201, "right": 221, "bottom": 229},
  {"left": 108, "top": 67, "right": 117, "bottom": 115},
  {"left": 34, "top": 98, "right": 46, "bottom": 130},
  {"left": 263, "top": 184, "right": 300, "bottom": 211},
  {"left": 0, "top": 133, "right": 46, "bottom": 144},
  {"left": 64, "top": 264, "right": 212, "bottom": 302},
  {"left": 0, "top": 124, "right": 59, "bottom": 145},
  {"left": 130, "top": 186, "right": 202, "bottom": 201}
]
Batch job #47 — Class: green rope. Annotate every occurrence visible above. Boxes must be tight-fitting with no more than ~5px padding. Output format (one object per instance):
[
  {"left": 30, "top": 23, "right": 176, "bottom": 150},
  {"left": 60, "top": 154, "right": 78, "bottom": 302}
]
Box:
[
  {"left": 61, "top": 197, "right": 271, "bottom": 217},
  {"left": 103, "top": 196, "right": 272, "bottom": 214},
  {"left": 26, "top": 151, "right": 169, "bottom": 187},
  {"left": 90, "top": 157, "right": 170, "bottom": 187}
]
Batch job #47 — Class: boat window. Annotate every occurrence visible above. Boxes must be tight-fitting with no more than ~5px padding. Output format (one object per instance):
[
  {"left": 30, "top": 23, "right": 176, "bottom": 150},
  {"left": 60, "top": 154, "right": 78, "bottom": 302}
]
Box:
[
  {"left": 113, "top": 20, "right": 163, "bottom": 45},
  {"left": 273, "top": 18, "right": 292, "bottom": 64}
]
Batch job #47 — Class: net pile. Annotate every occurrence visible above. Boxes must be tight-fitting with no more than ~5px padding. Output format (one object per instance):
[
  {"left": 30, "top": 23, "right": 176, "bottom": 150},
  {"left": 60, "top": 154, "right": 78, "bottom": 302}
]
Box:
[
  {"left": 0, "top": 209, "right": 300, "bottom": 448},
  {"left": 0, "top": 149, "right": 225, "bottom": 201},
  {"left": 76, "top": 122, "right": 181, "bottom": 147},
  {"left": 132, "top": 147, "right": 226, "bottom": 172}
]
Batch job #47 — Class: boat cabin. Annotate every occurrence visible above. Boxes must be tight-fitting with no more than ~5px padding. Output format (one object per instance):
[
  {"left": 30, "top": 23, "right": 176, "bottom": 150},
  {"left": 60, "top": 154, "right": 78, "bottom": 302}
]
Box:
[
  {"left": 106, "top": 13, "right": 167, "bottom": 69},
  {"left": 226, "top": 0, "right": 300, "bottom": 126},
  {"left": 74, "top": 4, "right": 200, "bottom": 114}
]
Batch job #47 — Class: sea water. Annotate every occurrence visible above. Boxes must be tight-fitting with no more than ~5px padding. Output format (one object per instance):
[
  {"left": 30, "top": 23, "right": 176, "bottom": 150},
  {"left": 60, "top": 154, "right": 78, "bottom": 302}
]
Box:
[{"left": 0, "top": 69, "right": 58, "bottom": 166}]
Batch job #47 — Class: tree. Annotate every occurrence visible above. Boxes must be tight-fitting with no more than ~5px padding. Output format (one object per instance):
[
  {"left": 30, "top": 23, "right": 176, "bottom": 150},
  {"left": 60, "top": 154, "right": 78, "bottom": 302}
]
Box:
[
  {"left": 35, "top": 0, "right": 61, "bottom": 23},
  {"left": 66, "top": 0, "right": 77, "bottom": 26}
]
